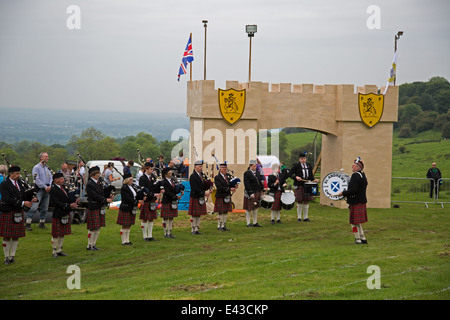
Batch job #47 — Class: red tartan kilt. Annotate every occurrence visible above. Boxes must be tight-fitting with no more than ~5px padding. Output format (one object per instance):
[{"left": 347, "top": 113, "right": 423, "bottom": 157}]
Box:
[
  {"left": 188, "top": 197, "right": 207, "bottom": 216},
  {"left": 349, "top": 203, "right": 368, "bottom": 224},
  {"left": 295, "top": 186, "right": 313, "bottom": 202},
  {"left": 214, "top": 197, "right": 232, "bottom": 213},
  {"left": 116, "top": 210, "right": 136, "bottom": 227},
  {"left": 271, "top": 190, "right": 283, "bottom": 210},
  {"left": 140, "top": 202, "right": 158, "bottom": 221},
  {"left": 51, "top": 217, "right": 71, "bottom": 237},
  {"left": 243, "top": 192, "right": 261, "bottom": 211},
  {"left": 160, "top": 203, "right": 178, "bottom": 219},
  {"left": 86, "top": 209, "right": 105, "bottom": 230},
  {"left": 0, "top": 211, "right": 26, "bottom": 238}
]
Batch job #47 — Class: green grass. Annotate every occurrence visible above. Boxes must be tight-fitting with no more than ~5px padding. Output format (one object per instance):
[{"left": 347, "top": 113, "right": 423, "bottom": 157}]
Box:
[{"left": 0, "top": 203, "right": 448, "bottom": 300}]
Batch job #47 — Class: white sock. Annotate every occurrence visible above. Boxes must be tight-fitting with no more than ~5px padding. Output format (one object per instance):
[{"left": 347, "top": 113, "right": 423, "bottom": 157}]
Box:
[
  {"left": 52, "top": 237, "right": 58, "bottom": 254},
  {"left": 276, "top": 210, "right": 281, "bottom": 221},
  {"left": 148, "top": 221, "right": 153, "bottom": 238},
  {"left": 357, "top": 224, "right": 365, "bottom": 240},
  {"left": 245, "top": 210, "right": 251, "bottom": 225},
  {"left": 93, "top": 230, "right": 100, "bottom": 246},
  {"left": 252, "top": 209, "right": 258, "bottom": 224},
  {"left": 120, "top": 228, "right": 125, "bottom": 244},
  {"left": 26, "top": 218, "right": 32, "bottom": 224},
  {"left": 271, "top": 210, "right": 276, "bottom": 220},
  {"left": 222, "top": 213, "right": 227, "bottom": 226},
  {"left": 58, "top": 237, "right": 64, "bottom": 253},
  {"left": 141, "top": 222, "right": 147, "bottom": 239},
  {"left": 10, "top": 240, "right": 18, "bottom": 257},
  {"left": 303, "top": 204, "right": 309, "bottom": 219},
  {"left": 3, "top": 239, "right": 11, "bottom": 259},
  {"left": 351, "top": 224, "right": 361, "bottom": 242},
  {"left": 297, "top": 204, "right": 303, "bottom": 219}
]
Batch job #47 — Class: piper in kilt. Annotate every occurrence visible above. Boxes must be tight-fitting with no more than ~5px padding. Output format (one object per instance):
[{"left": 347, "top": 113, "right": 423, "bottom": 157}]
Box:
[
  {"left": 117, "top": 173, "right": 144, "bottom": 245},
  {"left": 243, "top": 160, "right": 265, "bottom": 227},
  {"left": 85, "top": 166, "right": 113, "bottom": 250},
  {"left": 138, "top": 162, "right": 160, "bottom": 241},
  {"left": 188, "top": 160, "right": 210, "bottom": 235},
  {"left": 267, "top": 163, "right": 287, "bottom": 224},
  {"left": 160, "top": 167, "right": 183, "bottom": 238},
  {"left": 49, "top": 172, "right": 79, "bottom": 257},
  {"left": 214, "top": 163, "right": 238, "bottom": 231},
  {"left": 290, "top": 152, "right": 318, "bottom": 222},
  {"left": 0, "top": 166, "right": 37, "bottom": 265},
  {"left": 339, "top": 157, "right": 369, "bottom": 244}
]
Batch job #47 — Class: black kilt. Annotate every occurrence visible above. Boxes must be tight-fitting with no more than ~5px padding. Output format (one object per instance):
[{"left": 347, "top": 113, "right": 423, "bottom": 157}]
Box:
[
  {"left": 0, "top": 210, "right": 26, "bottom": 238},
  {"left": 271, "top": 190, "right": 283, "bottom": 210},
  {"left": 86, "top": 209, "right": 105, "bottom": 230},
  {"left": 349, "top": 203, "right": 368, "bottom": 224},
  {"left": 243, "top": 192, "right": 261, "bottom": 211},
  {"left": 117, "top": 209, "right": 136, "bottom": 227},
  {"left": 295, "top": 186, "right": 313, "bottom": 202},
  {"left": 214, "top": 197, "right": 232, "bottom": 213},
  {"left": 188, "top": 197, "right": 207, "bottom": 216},
  {"left": 140, "top": 202, "right": 158, "bottom": 221},
  {"left": 160, "top": 203, "right": 178, "bottom": 219},
  {"left": 51, "top": 217, "right": 71, "bottom": 237}
]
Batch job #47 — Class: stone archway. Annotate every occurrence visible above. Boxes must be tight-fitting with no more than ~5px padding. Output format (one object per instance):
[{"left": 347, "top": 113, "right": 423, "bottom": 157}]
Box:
[{"left": 187, "top": 80, "right": 398, "bottom": 209}]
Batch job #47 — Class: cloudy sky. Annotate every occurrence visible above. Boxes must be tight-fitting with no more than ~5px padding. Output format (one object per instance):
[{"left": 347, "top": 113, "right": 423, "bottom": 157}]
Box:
[{"left": 0, "top": 0, "right": 449, "bottom": 114}]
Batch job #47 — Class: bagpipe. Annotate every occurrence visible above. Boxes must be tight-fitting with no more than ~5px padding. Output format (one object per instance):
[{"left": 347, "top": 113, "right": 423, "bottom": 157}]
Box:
[
  {"left": 202, "top": 172, "right": 214, "bottom": 191},
  {"left": 171, "top": 176, "right": 185, "bottom": 194}
]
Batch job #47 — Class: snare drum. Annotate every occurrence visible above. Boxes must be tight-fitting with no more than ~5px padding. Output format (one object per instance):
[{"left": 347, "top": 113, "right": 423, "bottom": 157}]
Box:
[
  {"left": 281, "top": 192, "right": 295, "bottom": 210},
  {"left": 304, "top": 181, "right": 319, "bottom": 195},
  {"left": 260, "top": 194, "right": 274, "bottom": 209}
]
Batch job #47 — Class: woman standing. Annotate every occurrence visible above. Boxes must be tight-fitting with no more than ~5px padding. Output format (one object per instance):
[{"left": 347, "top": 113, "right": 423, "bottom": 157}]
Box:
[
  {"left": 267, "top": 163, "right": 286, "bottom": 224},
  {"left": 160, "top": 167, "right": 183, "bottom": 238},
  {"left": 138, "top": 162, "right": 159, "bottom": 241},
  {"left": 117, "top": 173, "right": 144, "bottom": 245}
]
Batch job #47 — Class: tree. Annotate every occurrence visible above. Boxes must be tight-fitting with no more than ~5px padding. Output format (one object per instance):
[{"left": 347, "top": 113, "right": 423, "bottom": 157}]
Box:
[
  {"left": 442, "top": 122, "right": 450, "bottom": 139},
  {"left": 398, "top": 124, "right": 412, "bottom": 138},
  {"left": 68, "top": 127, "right": 120, "bottom": 161}
]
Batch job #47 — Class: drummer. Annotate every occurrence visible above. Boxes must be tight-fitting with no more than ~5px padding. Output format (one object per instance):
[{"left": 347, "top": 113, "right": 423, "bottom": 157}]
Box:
[
  {"left": 267, "top": 163, "right": 286, "bottom": 224},
  {"left": 290, "top": 152, "right": 318, "bottom": 222}
]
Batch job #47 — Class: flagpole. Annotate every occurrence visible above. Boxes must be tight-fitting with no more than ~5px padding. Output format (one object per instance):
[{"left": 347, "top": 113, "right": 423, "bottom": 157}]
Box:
[{"left": 190, "top": 33, "right": 193, "bottom": 82}]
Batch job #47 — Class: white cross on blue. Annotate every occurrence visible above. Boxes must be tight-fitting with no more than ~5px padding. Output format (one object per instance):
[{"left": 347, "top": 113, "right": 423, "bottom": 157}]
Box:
[{"left": 331, "top": 181, "right": 340, "bottom": 192}]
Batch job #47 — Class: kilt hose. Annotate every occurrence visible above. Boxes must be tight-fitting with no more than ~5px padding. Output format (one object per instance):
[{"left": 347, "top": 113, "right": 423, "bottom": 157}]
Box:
[
  {"left": 295, "top": 186, "right": 313, "bottom": 203},
  {"left": 349, "top": 203, "right": 368, "bottom": 224},
  {"left": 214, "top": 197, "right": 232, "bottom": 214},
  {"left": 86, "top": 209, "right": 106, "bottom": 230},
  {"left": 160, "top": 203, "right": 178, "bottom": 219},
  {"left": 116, "top": 210, "right": 136, "bottom": 228},
  {"left": 271, "top": 190, "right": 283, "bottom": 211},
  {"left": 0, "top": 210, "right": 26, "bottom": 238},
  {"left": 51, "top": 218, "right": 71, "bottom": 237},
  {"left": 188, "top": 197, "right": 207, "bottom": 216},
  {"left": 139, "top": 202, "right": 158, "bottom": 221},
  {"left": 243, "top": 192, "right": 261, "bottom": 211}
]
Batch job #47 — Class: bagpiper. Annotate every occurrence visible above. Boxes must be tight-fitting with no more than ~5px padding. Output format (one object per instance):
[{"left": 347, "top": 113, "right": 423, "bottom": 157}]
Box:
[
  {"left": 188, "top": 160, "right": 210, "bottom": 235},
  {"left": 214, "top": 163, "right": 238, "bottom": 231},
  {"left": 138, "top": 162, "right": 160, "bottom": 241}
]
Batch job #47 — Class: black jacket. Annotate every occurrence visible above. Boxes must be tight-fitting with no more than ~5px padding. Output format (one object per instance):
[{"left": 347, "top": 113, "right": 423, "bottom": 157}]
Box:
[
  {"left": 86, "top": 178, "right": 109, "bottom": 210},
  {"left": 267, "top": 172, "right": 286, "bottom": 193},
  {"left": 426, "top": 168, "right": 441, "bottom": 181},
  {"left": 139, "top": 173, "right": 157, "bottom": 202},
  {"left": 342, "top": 171, "right": 368, "bottom": 205},
  {"left": 119, "top": 185, "right": 139, "bottom": 212},
  {"left": 214, "top": 173, "right": 231, "bottom": 198},
  {"left": 290, "top": 162, "right": 314, "bottom": 187},
  {"left": 189, "top": 171, "right": 205, "bottom": 199},
  {"left": 0, "top": 178, "right": 33, "bottom": 212},
  {"left": 50, "top": 184, "right": 76, "bottom": 219},
  {"left": 160, "top": 178, "right": 179, "bottom": 204},
  {"left": 243, "top": 169, "right": 264, "bottom": 196}
]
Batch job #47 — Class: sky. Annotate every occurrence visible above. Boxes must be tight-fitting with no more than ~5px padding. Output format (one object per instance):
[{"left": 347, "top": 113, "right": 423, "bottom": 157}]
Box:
[{"left": 0, "top": 0, "right": 449, "bottom": 115}]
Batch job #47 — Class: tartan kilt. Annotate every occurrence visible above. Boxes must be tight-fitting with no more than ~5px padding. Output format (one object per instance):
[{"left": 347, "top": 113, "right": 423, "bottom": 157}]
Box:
[
  {"left": 86, "top": 209, "right": 105, "bottom": 230},
  {"left": 140, "top": 202, "right": 158, "bottom": 221},
  {"left": 51, "top": 217, "right": 71, "bottom": 237},
  {"left": 214, "top": 197, "right": 232, "bottom": 213},
  {"left": 349, "top": 203, "right": 368, "bottom": 224},
  {"left": 188, "top": 197, "right": 207, "bottom": 216},
  {"left": 243, "top": 192, "right": 261, "bottom": 211},
  {"left": 0, "top": 210, "right": 26, "bottom": 238},
  {"left": 116, "top": 209, "right": 136, "bottom": 227},
  {"left": 295, "top": 186, "right": 313, "bottom": 202},
  {"left": 160, "top": 203, "right": 178, "bottom": 219},
  {"left": 271, "top": 190, "right": 283, "bottom": 211}
]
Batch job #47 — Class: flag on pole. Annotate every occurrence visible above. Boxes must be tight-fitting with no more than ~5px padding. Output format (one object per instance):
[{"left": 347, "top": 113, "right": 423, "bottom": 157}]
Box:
[
  {"left": 177, "top": 34, "right": 194, "bottom": 81},
  {"left": 383, "top": 50, "right": 397, "bottom": 95}
]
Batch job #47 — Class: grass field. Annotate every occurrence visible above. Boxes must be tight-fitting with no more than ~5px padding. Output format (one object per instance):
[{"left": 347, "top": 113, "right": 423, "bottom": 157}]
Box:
[{"left": 0, "top": 202, "right": 448, "bottom": 300}]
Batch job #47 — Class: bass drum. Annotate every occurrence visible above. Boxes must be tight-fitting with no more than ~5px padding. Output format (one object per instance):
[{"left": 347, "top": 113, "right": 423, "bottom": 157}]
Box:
[
  {"left": 322, "top": 171, "right": 350, "bottom": 200},
  {"left": 281, "top": 191, "right": 295, "bottom": 210},
  {"left": 260, "top": 194, "right": 274, "bottom": 209}
]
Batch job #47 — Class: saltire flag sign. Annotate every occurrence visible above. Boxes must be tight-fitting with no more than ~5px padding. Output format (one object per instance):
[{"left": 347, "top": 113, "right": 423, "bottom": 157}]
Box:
[
  {"left": 383, "top": 50, "right": 397, "bottom": 95},
  {"left": 177, "top": 34, "right": 194, "bottom": 81}
]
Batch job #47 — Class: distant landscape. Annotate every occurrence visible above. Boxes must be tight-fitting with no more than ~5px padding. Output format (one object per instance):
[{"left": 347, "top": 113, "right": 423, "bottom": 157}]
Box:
[{"left": 0, "top": 108, "right": 189, "bottom": 145}]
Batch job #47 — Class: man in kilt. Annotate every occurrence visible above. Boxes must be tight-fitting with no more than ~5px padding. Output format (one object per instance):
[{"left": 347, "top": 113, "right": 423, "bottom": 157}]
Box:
[
  {"left": 49, "top": 172, "right": 79, "bottom": 257},
  {"left": 339, "top": 157, "right": 369, "bottom": 244},
  {"left": 290, "top": 152, "right": 318, "bottom": 222},
  {"left": 117, "top": 173, "right": 144, "bottom": 245},
  {"left": 243, "top": 160, "right": 265, "bottom": 227},
  {"left": 85, "top": 166, "right": 113, "bottom": 250},
  {"left": 214, "top": 163, "right": 237, "bottom": 231},
  {"left": 267, "top": 163, "right": 287, "bottom": 224},
  {"left": 0, "top": 166, "right": 37, "bottom": 265},
  {"left": 139, "top": 162, "right": 160, "bottom": 241},
  {"left": 188, "top": 160, "right": 210, "bottom": 235},
  {"left": 160, "top": 167, "right": 183, "bottom": 238}
]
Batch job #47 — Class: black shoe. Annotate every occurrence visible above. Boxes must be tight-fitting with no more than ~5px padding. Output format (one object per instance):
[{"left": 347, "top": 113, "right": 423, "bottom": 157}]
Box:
[
  {"left": 92, "top": 245, "right": 100, "bottom": 250},
  {"left": 195, "top": 231, "right": 203, "bottom": 235},
  {"left": 39, "top": 223, "right": 47, "bottom": 229},
  {"left": 58, "top": 251, "right": 68, "bottom": 256},
  {"left": 297, "top": 218, "right": 302, "bottom": 222},
  {"left": 253, "top": 223, "right": 263, "bottom": 227},
  {"left": 86, "top": 245, "right": 92, "bottom": 250},
  {"left": 247, "top": 224, "right": 253, "bottom": 227},
  {"left": 9, "top": 256, "right": 15, "bottom": 263},
  {"left": 26, "top": 224, "right": 33, "bottom": 231},
  {"left": 169, "top": 234, "right": 176, "bottom": 238},
  {"left": 361, "top": 239, "right": 368, "bottom": 244},
  {"left": 354, "top": 240, "right": 363, "bottom": 245},
  {"left": 4, "top": 258, "right": 10, "bottom": 265},
  {"left": 222, "top": 227, "right": 230, "bottom": 231},
  {"left": 147, "top": 237, "right": 157, "bottom": 241},
  {"left": 271, "top": 219, "right": 275, "bottom": 225},
  {"left": 303, "top": 218, "right": 310, "bottom": 222},
  {"left": 276, "top": 220, "right": 282, "bottom": 224},
  {"left": 52, "top": 253, "right": 59, "bottom": 258}
]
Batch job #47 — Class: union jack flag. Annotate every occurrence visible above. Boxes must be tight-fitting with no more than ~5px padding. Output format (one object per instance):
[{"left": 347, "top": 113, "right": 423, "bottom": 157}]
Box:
[{"left": 177, "top": 35, "right": 194, "bottom": 81}]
